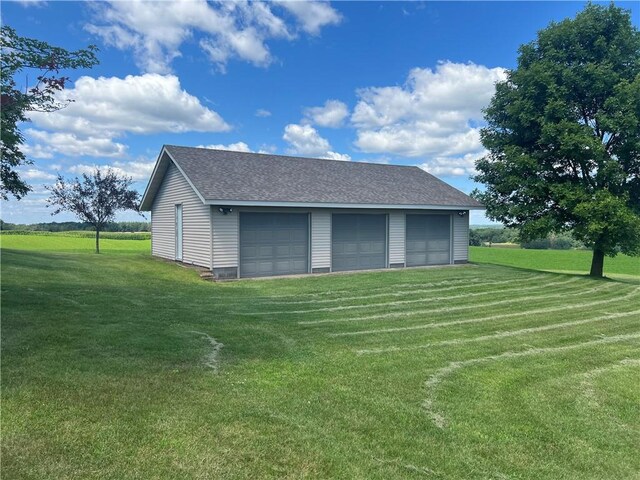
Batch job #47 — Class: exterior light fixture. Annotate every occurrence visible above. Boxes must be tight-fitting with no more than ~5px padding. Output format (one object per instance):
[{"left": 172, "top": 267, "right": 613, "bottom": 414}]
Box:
[
  {"left": 458, "top": 211, "right": 467, "bottom": 217},
  {"left": 218, "top": 207, "right": 233, "bottom": 215}
]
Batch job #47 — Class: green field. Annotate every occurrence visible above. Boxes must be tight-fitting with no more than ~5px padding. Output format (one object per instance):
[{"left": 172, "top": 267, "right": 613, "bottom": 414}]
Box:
[
  {"left": 2, "top": 234, "right": 639, "bottom": 479},
  {"left": 471, "top": 246, "right": 639, "bottom": 278}
]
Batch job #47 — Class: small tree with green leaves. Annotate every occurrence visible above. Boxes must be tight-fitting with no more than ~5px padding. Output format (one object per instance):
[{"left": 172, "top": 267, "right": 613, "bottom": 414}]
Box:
[
  {"left": 1, "top": 25, "right": 98, "bottom": 200},
  {"left": 46, "top": 169, "right": 141, "bottom": 253},
  {"left": 472, "top": 3, "right": 640, "bottom": 277}
]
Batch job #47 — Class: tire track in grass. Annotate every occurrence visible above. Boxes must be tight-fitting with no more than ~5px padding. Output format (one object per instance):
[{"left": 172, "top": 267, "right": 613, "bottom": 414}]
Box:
[
  {"left": 355, "top": 310, "right": 640, "bottom": 354},
  {"left": 328, "top": 284, "right": 630, "bottom": 335},
  {"left": 423, "top": 332, "right": 640, "bottom": 429},
  {"left": 246, "top": 276, "right": 578, "bottom": 316},
  {"left": 304, "top": 281, "right": 622, "bottom": 327},
  {"left": 264, "top": 274, "right": 546, "bottom": 306},
  {"left": 189, "top": 331, "right": 224, "bottom": 373},
  {"left": 579, "top": 358, "right": 640, "bottom": 407}
]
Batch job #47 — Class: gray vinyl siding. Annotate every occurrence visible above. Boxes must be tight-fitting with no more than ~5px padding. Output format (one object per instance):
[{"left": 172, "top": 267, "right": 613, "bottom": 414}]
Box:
[
  {"left": 311, "top": 210, "right": 331, "bottom": 269},
  {"left": 453, "top": 211, "right": 469, "bottom": 261},
  {"left": 151, "top": 162, "right": 211, "bottom": 268},
  {"left": 212, "top": 209, "right": 239, "bottom": 268},
  {"left": 388, "top": 211, "right": 405, "bottom": 266}
]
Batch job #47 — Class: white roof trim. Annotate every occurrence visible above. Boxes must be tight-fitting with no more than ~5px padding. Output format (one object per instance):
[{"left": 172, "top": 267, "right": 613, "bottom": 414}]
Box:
[
  {"left": 204, "top": 200, "right": 483, "bottom": 210},
  {"left": 139, "top": 147, "right": 166, "bottom": 210},
  {"left": 164, "top": 149, "right": 207, "bottom": 204},
  {"left": 140, "top": 146, "right": 207, "bottom": 210}
]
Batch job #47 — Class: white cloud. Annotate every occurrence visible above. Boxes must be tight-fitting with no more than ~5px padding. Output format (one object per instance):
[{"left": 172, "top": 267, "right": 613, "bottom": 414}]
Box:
[
  {"left": 277, "top": 1, "right": 342, "bottom": 35},
  {"left": 14, "top": 0, "right": 47, "bottom": 7},
  {"left": 283, "top": 123, "right": 350, "bottom": 160},
  {"left": 67, "top": 159, "right": 155, "bottom": 182},
  {"left": 283, "top": 123, "right": 330, "bottom": 155},
  {"left": 255, "top": 109, "right": 272, "bottom": 117},
  {"left": 26, "top": 130, "right": 127, "bottom": 158},
  {"left": 418, "top": 151, "right": 483, "bottom": 177},
  {"left": 19, "top": 168, "right": 56, "bottom": 181},
  {"left": 24, "top": 73, "right": 228, "bottom": 159},
  {"left": 304, "top": 100, "right": 349, "bottom": 128},
  {"left": 29, "top": 74, "right": 229, "bottom": 137},
  {"left": 321, "top": 151, "right": 351, "bottom": 161},
  {"left": 86, "top": 0, "right": 341, "bottom": 74},
  {"left": 21, "top": 143, "right": 53, "bottom": 159},
  {"left": 197, "top": 142, "right": 253, "bottom": 153},
  {"left": 351, "top": 61, "right": 505, "bottom": 174}
]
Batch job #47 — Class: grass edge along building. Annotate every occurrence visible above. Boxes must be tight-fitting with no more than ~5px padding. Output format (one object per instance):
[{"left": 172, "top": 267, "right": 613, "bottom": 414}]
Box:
[{"left": 140, "top": 145, "right": 483, "bottom": 279}]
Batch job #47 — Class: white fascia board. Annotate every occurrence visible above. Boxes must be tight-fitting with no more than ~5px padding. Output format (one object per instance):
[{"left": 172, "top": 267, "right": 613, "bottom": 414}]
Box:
[
  {"left": 203, "top": 200, "right": 484, "bottom": 210},
  {"left": 140, "top": 147, "right": 208, "bottom": 210},
  {"left": 139, "top": 147, "right": 168, "bottom": 211},
  {"left": 164, "top": 149, "right": 207, "bottom": 204}
]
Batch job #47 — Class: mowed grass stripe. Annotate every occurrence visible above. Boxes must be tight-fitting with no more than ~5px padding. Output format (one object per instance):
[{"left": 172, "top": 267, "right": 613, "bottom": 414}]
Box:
[
  {"left": 231, "top": 274, "right": 496, "bottom": 300},
  {"left": 346, "top": 298, "right": 640, "bottom": 350},
  {"left": 262, "top": 274, "right": 546, "bottom": 306},
  {"left": 355, "top": 309, "right": 640, "bottom": 354},
  {"left": 423, "top": 331, "right": 640, "bottom": 429},
  {"left": 301, "top": 280, "right": 622, "bottom": 326},
  {"left": 246, "top": 276, "right": 577, "bottom": 315},
  {"left": 222, "top": 272, "right": 542, "bottom": 307},
  {"left": 326, "top": 283, "right": 632, "bottom": 335}
]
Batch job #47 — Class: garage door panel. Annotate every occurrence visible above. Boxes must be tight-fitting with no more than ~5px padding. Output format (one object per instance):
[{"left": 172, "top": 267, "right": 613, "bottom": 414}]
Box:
[
  {"left": 258, "top": 245, "right": 273, "bottom": 256},
  {"left": 274, "top": 230, "right": 289, "bottom": 242},
  {"left": 345, "top": 242, "right": 358, "bottom": 254},
  {"left": 240, "top": 246, "right": 257, "bottom": 258},
  {"left": 406, "top": 214, "right": 451, "bottom": 267},
  {"left": 240, "top": 213, "right": 309, "bottom": 277},
  {"left": 292, "top": 259, "right": 307, "bottom": 271},
  {"left": 291, "top": 244, "right": 307, "bottom": 256},
  {"left": 429, "top": 239, "right": 449, "bottom": 250},
  {"left": 242, "top": 230, "right": 257, "bottom": 242},
  {"left": 241, "top": 261, "right": 258, "bottom": 276},
  {"left": 292, "top": 230, "right": 306, "bottom": 242},
  {"left": 332, "top": 214, "right": 387, "bottom": 272},
  {"left": 333, "top": 256, "right": 357, "bottom": 271},
  {"left": 371, "top": 241, "right": 385, "bottom": 253},
  {"left": 258, "top": 261, "right": 275, "bottom": 274},
  {"left": 257, "top": 230, "right": 273, "bottom": 242},
  {"left": 428, "top": 252, "right": 450, "bottom": 264},
  {"left": 275, "top": 261, "right": 291, "bottom": 273},
  {"left": 407, "top": 252, "right": 427, "bottom": 266}
]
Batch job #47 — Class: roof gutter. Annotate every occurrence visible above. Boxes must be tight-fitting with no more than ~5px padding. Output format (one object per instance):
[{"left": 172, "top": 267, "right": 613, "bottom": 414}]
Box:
[{"left": 204, "top": 200, "right": 484, "bottom": 210}]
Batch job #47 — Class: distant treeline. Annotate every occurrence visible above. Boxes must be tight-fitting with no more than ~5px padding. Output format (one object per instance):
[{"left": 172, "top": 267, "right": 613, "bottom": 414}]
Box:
[
  {"left": 1, "top": 220, "right": 582, "bottom": 250},
  {"left": 0, "top": 220, "right": 151, "bottom": 232},
  {"left": 470, "top": 226, "right": 583, "bottom": 250},
  {"left": 1, "top": 230, "right": 150, "bottom": 240}
]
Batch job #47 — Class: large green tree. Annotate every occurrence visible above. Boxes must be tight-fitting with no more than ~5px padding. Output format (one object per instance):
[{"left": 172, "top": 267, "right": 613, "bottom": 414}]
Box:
[
  {"left": 1, "top": 26, "right": 98, "bottom": 200},
  {"left": 473, "top": 3, "right": 640, "bottom": 277}
]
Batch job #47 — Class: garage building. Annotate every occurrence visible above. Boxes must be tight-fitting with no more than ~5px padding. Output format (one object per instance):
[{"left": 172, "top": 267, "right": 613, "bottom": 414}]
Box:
[{"left": 140, "top": 145, "right": 483, "bottom": 279}]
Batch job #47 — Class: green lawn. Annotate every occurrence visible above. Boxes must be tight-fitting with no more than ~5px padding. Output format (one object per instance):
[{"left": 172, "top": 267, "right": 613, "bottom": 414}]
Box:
[
  {"left": 3, "top": 235, "right": 639, "bottom": 479},
  {"left": 471, "top": 246, "right": 639, "bottom": 278}
]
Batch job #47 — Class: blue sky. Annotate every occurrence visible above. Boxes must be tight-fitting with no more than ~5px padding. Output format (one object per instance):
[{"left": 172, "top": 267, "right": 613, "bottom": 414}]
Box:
[{"left": 3, "top": 0, "right": 639, "bottom": 225}]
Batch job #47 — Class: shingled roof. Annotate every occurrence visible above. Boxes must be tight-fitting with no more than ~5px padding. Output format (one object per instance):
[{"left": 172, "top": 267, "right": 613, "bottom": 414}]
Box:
[{"left": 140, "top": 145, "right": 483, "bottom": 210}]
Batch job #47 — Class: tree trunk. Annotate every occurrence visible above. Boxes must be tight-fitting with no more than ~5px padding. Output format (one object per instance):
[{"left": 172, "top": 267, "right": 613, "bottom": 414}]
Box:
[
  {"left": 589, "top": 248, "right": 604, "bottom": 277},
  {"left": 95, "top": 229, "right": 100, "bottom": 254}
]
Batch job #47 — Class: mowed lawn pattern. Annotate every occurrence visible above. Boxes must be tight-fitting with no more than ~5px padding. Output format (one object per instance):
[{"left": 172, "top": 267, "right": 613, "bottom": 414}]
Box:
[{"left": 2, "top": 236, "right": 639, "bottom": 479}]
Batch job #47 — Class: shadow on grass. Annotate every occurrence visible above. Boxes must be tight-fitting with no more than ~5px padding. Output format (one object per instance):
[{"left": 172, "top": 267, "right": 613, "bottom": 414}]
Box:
[{"left": 468, "top": 261, "right": 640, "bottom": 285}]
